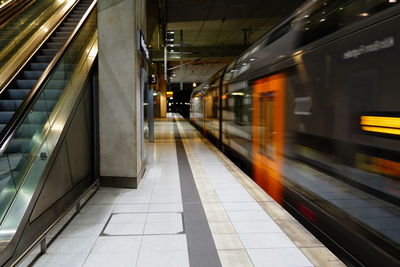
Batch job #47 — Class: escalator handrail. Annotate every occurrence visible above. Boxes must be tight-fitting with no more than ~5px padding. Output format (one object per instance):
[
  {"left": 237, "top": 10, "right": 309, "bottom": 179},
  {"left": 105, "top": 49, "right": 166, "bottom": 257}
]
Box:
[
  {"left": 0, "top": 0, "right": 34, "bottom": 26},
  {"left": 0, "top": 0, "right": 97, "bottom": 155}
]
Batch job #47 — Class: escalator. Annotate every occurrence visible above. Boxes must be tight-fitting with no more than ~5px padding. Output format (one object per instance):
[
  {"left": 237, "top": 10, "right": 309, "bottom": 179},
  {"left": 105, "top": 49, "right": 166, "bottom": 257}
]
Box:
[
  {"left": 0, "top": 0, "right": 98, "bottom": 265},
  {"left": 1, "top": 0, "right": 92, "bottom": 127}
]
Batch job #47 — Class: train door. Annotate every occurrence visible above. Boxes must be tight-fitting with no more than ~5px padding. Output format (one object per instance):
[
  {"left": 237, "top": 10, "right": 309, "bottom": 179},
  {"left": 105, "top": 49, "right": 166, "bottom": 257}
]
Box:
[{"left": 252, "top": 73, "right": 285, "bottom": 204}]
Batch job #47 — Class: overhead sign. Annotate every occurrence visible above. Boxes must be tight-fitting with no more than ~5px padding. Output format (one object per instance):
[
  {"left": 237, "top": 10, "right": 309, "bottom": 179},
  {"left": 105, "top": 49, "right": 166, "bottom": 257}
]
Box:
[
  {"left": 149, "top": 74, "right": 158, "bottom": 85},
  {"left": 138, "top": 30, "right": 150, "bottom": 59}
]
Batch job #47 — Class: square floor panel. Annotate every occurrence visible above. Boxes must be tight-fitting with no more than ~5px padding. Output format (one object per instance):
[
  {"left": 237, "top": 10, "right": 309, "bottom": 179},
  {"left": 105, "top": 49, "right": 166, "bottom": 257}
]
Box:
[
  {"left": 47, "top": 237, "right": 97, "bottom": 254},
  {"left": 91, "top": 236, "right": 142, "bottom": 253},
  {"left": 136, "top": 250, "right": 189, "bottom": 267},
  {"left": 146, "top": 212, "right": 182, "bottom": 223},
  {"left": 148, "top": 203, "right": 183, "bottom": 212},
  {"left": 102, "top": 222, "right": 145, "bottom": 236},
  {"left": 102, "top": 213, "right": 184, "bottom": 236},
  {"left": 109, "top": 213, "right": 147, "bottom": 224},
  {"left": 141, "top": 234, "right": 187, "bottom": 251},
  {"left": 60, "top": 224, "right": 105, "bottom": 238},
  {"left": 83, "top": 253, "right": 139, "bottom": 267},
  {"left": 143, "top": 221, "right": 184, "bottom": 235}
]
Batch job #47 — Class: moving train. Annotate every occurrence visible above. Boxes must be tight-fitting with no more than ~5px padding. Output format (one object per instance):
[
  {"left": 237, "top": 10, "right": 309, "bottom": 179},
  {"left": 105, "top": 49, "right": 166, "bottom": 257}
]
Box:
[{"left": 190, "top": 0, "right": 400, "bottom": 265}]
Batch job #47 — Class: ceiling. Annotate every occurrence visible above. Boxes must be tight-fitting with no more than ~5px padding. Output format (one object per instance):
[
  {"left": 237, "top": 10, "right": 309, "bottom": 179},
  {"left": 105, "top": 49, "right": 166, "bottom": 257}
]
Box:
[
  {"left": 149, "top": 0, "right": 306, "bottom": 85},
  {"left": 168, "top": 57, "right": 232, "bottom": 85}
]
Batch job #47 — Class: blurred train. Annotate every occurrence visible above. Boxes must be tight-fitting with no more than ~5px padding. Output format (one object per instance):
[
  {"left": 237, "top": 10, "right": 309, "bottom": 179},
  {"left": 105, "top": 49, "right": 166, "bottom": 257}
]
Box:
[{"left": 190, "top": 0, "right": 400, "bottom": 265}]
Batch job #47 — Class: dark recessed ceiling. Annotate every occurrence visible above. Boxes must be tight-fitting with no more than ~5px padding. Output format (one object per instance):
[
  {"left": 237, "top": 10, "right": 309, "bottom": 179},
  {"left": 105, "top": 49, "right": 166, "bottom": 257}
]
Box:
[
  {"left": 167, "top": 0, "right": 303, "bottom": 22},
  {"left": 150, "top": 0, "right": 307, "bottom": 83}
]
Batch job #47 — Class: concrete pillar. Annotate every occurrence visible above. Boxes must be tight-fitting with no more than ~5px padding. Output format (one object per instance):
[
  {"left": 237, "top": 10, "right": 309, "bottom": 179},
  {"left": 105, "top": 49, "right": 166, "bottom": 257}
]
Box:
[{"left": 97, "top": 0, "right": 147, "bottom": 188}]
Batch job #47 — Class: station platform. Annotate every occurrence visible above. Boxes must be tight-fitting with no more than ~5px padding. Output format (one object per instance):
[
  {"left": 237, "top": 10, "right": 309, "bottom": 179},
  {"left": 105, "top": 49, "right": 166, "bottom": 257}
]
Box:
[{"left": 29, "top": 113, "right": 344, "bottom": 267}]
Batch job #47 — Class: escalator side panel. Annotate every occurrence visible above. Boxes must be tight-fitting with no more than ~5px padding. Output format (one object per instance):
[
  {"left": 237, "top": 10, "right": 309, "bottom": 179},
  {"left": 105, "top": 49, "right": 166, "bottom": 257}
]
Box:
[
  {"left": 30, "top": 85, "right": 93, "bottom": 221},
  {"left": 3, "top": 77, "right": 95, "bottom": 267}
]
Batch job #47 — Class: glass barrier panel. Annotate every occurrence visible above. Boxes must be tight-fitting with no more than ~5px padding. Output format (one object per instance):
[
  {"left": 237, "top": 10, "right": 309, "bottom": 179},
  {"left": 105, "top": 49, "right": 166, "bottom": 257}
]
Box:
[{"left": 0, "top": 154, "right": 15, "bottom": 224}]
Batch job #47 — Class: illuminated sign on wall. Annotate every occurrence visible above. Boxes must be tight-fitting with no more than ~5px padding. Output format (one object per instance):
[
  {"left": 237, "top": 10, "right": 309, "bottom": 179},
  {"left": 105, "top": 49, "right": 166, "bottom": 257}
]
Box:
[{"left": 138, "top": 30, "right": 149, "bottom": 59}]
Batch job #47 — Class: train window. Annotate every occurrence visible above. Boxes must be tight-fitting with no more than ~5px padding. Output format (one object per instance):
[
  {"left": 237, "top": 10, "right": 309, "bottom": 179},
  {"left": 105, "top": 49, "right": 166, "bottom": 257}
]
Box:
[
  {"left": 258, "top": 92, "right": 276, "bottom": 159},
  {"left": 264, "top": 22, "right": 292, "bottom": 47},
  {"left": 297, "top": 0, "right": 400, "bottom": 48},
  {"left": 266, "top": 92, "right": 276, "bottom": 160},
  {"left": 259, "top": 94, "right": 267, "bottom": 155}
]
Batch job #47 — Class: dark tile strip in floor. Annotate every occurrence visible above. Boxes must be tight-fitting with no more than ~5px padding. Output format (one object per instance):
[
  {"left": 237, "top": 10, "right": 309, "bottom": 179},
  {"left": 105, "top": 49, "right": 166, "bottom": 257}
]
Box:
[{"left": 173, "top": 120, "right": 222, "bottom": 267}]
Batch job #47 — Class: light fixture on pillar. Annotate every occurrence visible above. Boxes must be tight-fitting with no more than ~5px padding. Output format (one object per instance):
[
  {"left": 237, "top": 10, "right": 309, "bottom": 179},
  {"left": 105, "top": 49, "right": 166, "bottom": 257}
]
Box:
[{"left": 192, "top": 82, "right": 197, "bottom": 88}]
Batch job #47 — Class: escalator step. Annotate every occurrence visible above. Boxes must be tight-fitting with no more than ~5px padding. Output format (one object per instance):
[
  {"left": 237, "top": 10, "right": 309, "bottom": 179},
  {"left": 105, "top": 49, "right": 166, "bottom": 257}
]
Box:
[
  {"left": 39, "top": 49, "right": 59, "bottom": 56},
  {"left": 0, "top": 124, "right": 44, "bottom": 138},
  {"left": 26, "top": 111, "right": 49, "bottom": 124},
  {"left": 7, "top": 154, "right": 27, "bottom": 171},
  {"left": 15, "top": 80, "right": 37, "bottom": 88},
  {"left": 54, "top": 32, "right": 70, "bottom": 38},
  {"left": 6, "top": 138, "right": 33, "bottom": 154},
  {"left": 22, "top": 71, "right": 43, "bottom": 79},
  {"left": 34, "top": 55, "right": 53, "bottom": 63},
  {"left": 59, "top": 26, "right": 74, "bottom": 32},
  {"left": 0, "top": 100, "right": 24, "bottom": 111},
  {"left": 46, "top": 43, "right": 63, "bottom": 49},
  {"left": 44, "top": 90, "right": 63, "bottom": 100},
  {"left": 46, "top": 80, "right": 68, "bottom": 90},
  {"left": 7, "top": 89, "right": 31, "bottom": 100},
  {"left": 0, "top": 112, "right": 15, "bottom": 124},
  {"left": 13, "top": 124, "right": 45, "bottom": 138},
  {"left": 32, "top": 100, "right": 57, "bottom": 111},
  {"left": 66, "top": 18, "right": 80, "bottom": 23},
  {"left": 51, "top": 36, "right": 68, "bottom": 43},
  {"left": 62, "top": 22, "right": 77, "bottom": 28},
  {"left": 30, "top": 63, "right": 49, "bottom": 71},
  {"left": 51, "top": 71, "right": 69, "bottom": 80}
]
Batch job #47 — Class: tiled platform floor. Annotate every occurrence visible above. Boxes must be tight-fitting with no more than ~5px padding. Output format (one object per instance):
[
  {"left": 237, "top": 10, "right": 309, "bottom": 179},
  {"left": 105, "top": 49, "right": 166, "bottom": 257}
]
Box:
[{"left": 32, "top": 113, "right": 344, "bottom": 267}]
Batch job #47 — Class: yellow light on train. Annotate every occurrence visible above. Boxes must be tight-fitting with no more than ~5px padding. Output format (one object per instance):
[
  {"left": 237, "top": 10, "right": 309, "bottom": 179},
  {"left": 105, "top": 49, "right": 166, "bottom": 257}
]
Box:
[
  {"left": 362, "top": 126, "right": 400, "bottom": 136},
  {"left": 361, "top": 116, "right": 400, "bottom": 128},
  {"left": 361, "top": 116, "right": 400, "bottom": 136}
]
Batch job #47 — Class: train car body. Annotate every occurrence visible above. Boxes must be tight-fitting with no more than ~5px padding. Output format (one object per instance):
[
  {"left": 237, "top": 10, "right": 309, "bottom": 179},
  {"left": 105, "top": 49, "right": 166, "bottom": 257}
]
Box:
[{"left": 190, "top": 0, "right": 400, "bottom": 265}]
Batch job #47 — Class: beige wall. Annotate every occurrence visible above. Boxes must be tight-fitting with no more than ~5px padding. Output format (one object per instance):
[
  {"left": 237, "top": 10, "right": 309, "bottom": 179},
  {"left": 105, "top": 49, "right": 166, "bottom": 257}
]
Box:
[{"left": 97, "top": 0, "right": 147, "bottom": 188}]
